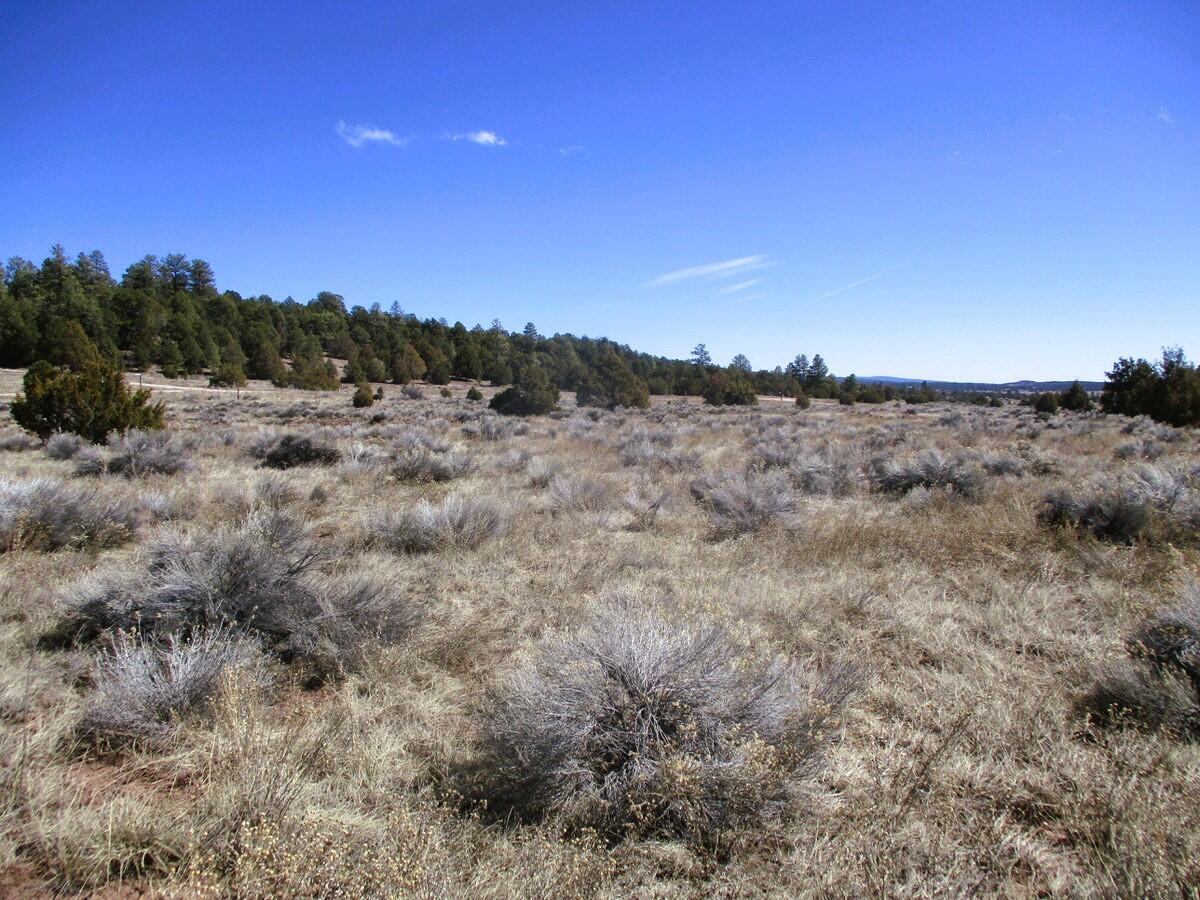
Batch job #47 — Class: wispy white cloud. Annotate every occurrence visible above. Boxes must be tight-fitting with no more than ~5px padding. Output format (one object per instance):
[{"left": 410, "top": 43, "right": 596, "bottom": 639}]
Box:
[
  {"left": 336, "top": 120, "right": 409, "bottom": 148},
  {"left": 645, "top": 255, "right": 768, "bottom": 287},
  {"left": 717, "top": 278, "right": 761, "bottom": 294},
  {"left": 452, "top": 130, "right": 507, "bottom": 146},
  {"left": 558, "top": 144, "right": 588, "bottom": 156},
  {"left": 733, "top": 291, "right": 769, "bottom": 306},
  {"left": 1157, "top": 106, "right": 1175, "bottom": 124},
  {"left": 810, "top": 267, "right": 894, "bottom": 302}
]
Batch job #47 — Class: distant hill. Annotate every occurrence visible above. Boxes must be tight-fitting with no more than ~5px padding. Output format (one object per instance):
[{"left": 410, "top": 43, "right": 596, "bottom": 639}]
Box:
[{"left": 860, "top": 376, "right": 1104, "bottom": 394}]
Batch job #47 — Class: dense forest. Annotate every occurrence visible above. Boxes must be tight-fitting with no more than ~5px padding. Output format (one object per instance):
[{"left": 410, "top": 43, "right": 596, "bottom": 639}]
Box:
[{"left": 0, "top": 246, "right": 928, "bottom": 404}]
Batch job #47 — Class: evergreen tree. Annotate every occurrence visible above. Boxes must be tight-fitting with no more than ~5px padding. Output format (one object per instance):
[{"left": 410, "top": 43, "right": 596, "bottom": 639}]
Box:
[
  {"left": 489, "top": 360, "right": 559, "bottom": 416},
  {"left": 576, "top": 344, "right": 650, "bottom": 409},
  {"left": 730, "top": 353, "right": 753, "bottom": 373},
  {"left": 690, "top": 343, "right": 712, "bottom": 367}
]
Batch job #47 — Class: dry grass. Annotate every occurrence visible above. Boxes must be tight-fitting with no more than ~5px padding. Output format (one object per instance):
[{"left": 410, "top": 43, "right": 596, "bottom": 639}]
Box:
[{"left": 1, "top": 380, "right": 1199, "bottom": 895}]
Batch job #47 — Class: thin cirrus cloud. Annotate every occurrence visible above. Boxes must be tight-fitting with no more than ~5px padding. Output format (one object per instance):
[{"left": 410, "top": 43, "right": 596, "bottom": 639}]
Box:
[
  {"left": 810, "top": 267, "right": 895, "bottom": 302},
  {"left": 451, "top": 130, "right": 507, "bottom": 146},
  {"left": 335, "top": 120, "right": 410, "bottom": 148},
  {"left": 1157, "top": 106, "right": 1175, "bottom": 124},
  {"left": 717, "top": 278, "right": 761, "bottom": 295},
  {"left": 644, "top": 255, "right": 768, "bottom": 288}
]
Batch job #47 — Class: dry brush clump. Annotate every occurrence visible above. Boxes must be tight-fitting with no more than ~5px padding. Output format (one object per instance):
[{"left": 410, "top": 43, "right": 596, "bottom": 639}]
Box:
[
  {"left": 80, "top": 627, "right": 257, "bottom": 746},
  {"left": 46, "top": 509, "right": 419, "bottom": 679},
  {"left": 1080, "top": 586, "right": 1200, "bottom": 738},
  {"left": 548, "top": 474, "right": 613, "bottom": 514},
  {"left": 464, "top": 603, "right": 857, "bottom": 845},
  {"left": 44, "top": 431, "right": 85, "bottom": 460},
  {"left": 870, "top": 448, "right": 987, "bottom": 499},
  {"left": 689, "top": 469, "right": 801, "bottom": 536},
  {"left": 255, "top": 433, "right": 341, "bottom": 469},
  {"left": 368, "top": 494, "right": 510, "bottom": 553},
  {"left": 0, "top": 476, "right": 137, "bottom": 551},
  {"left": 392, "top": 447, "right": 475, "bottom": 482},
  {"left": 106, "top": 429, "right": 195, "bottom": 477},
  {"left": 1040, "top": 464, "right": 1199, "bottom": 544}
]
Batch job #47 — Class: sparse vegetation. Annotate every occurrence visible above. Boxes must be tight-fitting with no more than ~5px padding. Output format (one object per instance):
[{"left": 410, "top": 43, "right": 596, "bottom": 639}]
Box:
[{"left": 2, "top": 375, "right": 1199, "bottom": 895}]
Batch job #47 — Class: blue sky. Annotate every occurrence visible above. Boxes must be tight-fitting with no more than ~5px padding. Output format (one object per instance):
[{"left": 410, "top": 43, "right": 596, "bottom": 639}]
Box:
[{"left": 1, "top": 0, "right": 1196, "bottom": 381}]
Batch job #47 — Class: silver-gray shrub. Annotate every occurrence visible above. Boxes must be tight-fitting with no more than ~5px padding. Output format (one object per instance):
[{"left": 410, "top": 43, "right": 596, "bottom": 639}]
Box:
[
  {"left": 392, "top": 447, "right": 475, "bottom": 482},
  {"left": 44, "top": 432, "right": 85, "bottom": 460},
  {"left": 689, "top": 469, "right": 800, "bottom": 535},
  {"left": 80, "top": 628, "right": 255, "bottom": 746},
  {"left": 0, "top": 429, "right": 37, "bottom": 452},
  {"left": 548, "top": 474, "right": 612, "bottom": 513},
  {"left": 468, "top": 603, "right": 858, "bottom": 843},
  {"left": 106, "top": 429, "right": 195, "bottom": 477},
  {"left": 48, "top": 510, "right": 418, "bottom": 677},
  {"left": 871, "top": 448, "right": 986, "bottom": 500},
  {"left": 0, "top": 476, "right": 136, "bottom": 552},
  {"left": 369, "top": 494, "right": 509, "bottom": 553},
  {"left": 787, "top": 451, "right": 858, "bottom": 497}
]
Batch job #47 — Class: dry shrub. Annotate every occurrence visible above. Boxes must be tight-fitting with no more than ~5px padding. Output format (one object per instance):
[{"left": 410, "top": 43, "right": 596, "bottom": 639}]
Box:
[
  {"left": 787, "top": 451, "right": 858, "bottom": 497},
  {"left": 1040, "top": 466, "right": 1198, "bottom": 544},
  {"left": 258, "top": 434, "right": 340, "bottom": 469},
  {"left": 689, "top": 469, "right": 800, "bottom": 536},
  {"left": 81, "top": 628, "right": 256, "bottom": 746},
  {"left": 548, "top": 474, "right": 612, "bottom": 513},
  {"left": 466, "top": 603, "right": 857, "bottom": 845},
  {"left": 871, "top": 449, "right": 986, "bottom": 499},
  {"left": 48, "top": 510, "right": 418, "bottom": 678},
  {"left": 44, "top": 432, "right": 85, "bottom": 460},
  {"left": 1080, "top": 586, "right": 1200, "bottom": 738},
  {"left": 106, "top": 429, "right": 195, "bottom": 476},
  {"left": 0, "top": 476, "right": 136, "bottom": 551},
  {"left": 392, "top": 447, "right": 474, "bottom": 482},
  {"left": 370, "top": 494, "right": 509, "bottom": 553}
]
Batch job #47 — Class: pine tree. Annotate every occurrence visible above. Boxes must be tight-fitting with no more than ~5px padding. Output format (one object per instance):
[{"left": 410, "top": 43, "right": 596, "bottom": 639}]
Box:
[
  {"left": 730, "top": 353, "right": 753, "bottom": 373},
  {"left": 691, "top": 343, "right": 712, "bottom": 366}
]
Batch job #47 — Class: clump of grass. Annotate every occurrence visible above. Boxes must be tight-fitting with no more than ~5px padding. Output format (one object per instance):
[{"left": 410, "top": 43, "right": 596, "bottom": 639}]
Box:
[
  {"left": 0, "top": 476, "right": 136, "bottom": 552},
  {"left": 257, "top": 434, "right": 341, "bottom": 469},
  {"left": 48, "top": 510, "right": 418, "bottom": 678},
  {"left": 1080, "top": 586, "right": 1200, "bottom": 738},
  {"left": 689, "top": 469, "right": 800, "bottom": 535},
  {"left": 107, "top": 429, "right": 195, "bottom": 477},
  {"left": 621, "top": 480, "right": 670, "bottom": 530},
  {"left": 401, "top": 384, "right": 426, "bottom": 400},
  {"left": 44, "top": 432, "right": 85, "bottom": 460},
  {"left": 466, "top": 602, "right": 857, "bottom": 844},
  {"left": 871, "top": 449, "right": 986, "bottom": 499},
  {"left": 525, "top": 456, "right": 564, "bottom": 488},
  {"left": 369, "top": 494, "right": 509, "bottom": 553},
  {"left": 392, "top": 448, "right": 474, "bottom": 482},
  {"left": 80, "top": 628, "right": 256, "bottom": 746}
]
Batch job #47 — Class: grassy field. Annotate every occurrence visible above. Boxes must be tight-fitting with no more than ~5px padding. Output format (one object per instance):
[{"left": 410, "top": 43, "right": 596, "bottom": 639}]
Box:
[{"left": 1, "top": 377, "right": 1197, "bottom": 897}]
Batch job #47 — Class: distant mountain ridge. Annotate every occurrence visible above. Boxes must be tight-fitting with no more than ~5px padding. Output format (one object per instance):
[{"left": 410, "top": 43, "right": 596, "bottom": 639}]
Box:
[{"left": 859, "top": 376, "right": 1104, "bottom": 393}]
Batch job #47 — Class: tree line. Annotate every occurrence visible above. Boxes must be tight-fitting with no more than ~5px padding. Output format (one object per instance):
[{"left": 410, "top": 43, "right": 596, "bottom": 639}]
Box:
[{"left": 0, "top": 246, "right": 855, "bottom": 405}]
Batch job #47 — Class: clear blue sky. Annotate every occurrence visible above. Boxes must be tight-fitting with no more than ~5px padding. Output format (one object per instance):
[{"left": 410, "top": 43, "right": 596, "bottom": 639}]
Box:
[{"left": 2, "top": 1, "right": 1196, "bottom": 381}]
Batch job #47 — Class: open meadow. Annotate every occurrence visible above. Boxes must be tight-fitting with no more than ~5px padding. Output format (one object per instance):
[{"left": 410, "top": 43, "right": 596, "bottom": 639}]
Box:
[{"left": 1, "top": 379, "right": 1198, "bottom": 896}]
